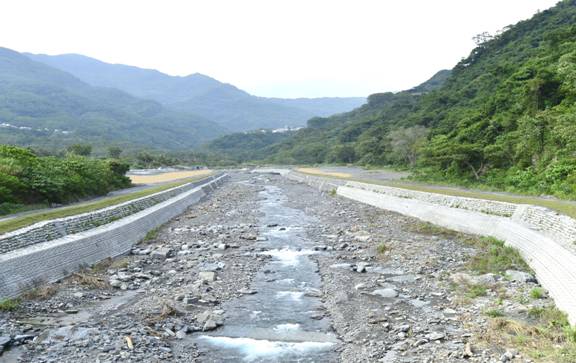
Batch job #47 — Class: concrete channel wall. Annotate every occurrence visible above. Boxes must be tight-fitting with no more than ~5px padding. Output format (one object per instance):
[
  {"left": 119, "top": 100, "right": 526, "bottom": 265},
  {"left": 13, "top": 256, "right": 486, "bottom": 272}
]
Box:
[
  {"left": 0, "top": 174, "right": 228, "bottom": 299},
  {"left": 285, "top": 171, "right": 576, "bottom": 325},
  {"left": 0, "top": 174, "right": 224, "bottom": 254}
]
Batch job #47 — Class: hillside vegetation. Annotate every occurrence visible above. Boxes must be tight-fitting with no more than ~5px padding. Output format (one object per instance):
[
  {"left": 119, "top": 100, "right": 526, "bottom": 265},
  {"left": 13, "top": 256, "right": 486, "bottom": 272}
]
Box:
[
  {"left": 0, "top": 145, "right": 131, "bottom": 215},
  {"left": 0, "top": 48, "right": 225, "bottom": 151},
  {"left": 228, "top": 0, "right": 576, "bottom": 199},
  {"left": 28, "top": 53, "right": 365, "bottom": 132}
]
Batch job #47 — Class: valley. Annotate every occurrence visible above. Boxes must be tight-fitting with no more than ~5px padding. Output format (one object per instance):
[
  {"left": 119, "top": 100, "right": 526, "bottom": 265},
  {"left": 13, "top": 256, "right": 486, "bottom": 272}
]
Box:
[{"left": 1, "top": 172, "right": 568, "bottom": 362}]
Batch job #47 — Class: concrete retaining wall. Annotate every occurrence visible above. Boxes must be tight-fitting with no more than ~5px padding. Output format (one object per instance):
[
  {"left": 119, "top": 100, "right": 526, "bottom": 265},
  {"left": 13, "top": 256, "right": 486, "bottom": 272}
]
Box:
[
  {"left": 286, "top": 171, "right": 576, "bottom": 324},
  {"left": 0, "top": 174, "right": 228, "bottom": 299},
  {"left": 0, "top": 174, "right": 223, "bottom": 254}
]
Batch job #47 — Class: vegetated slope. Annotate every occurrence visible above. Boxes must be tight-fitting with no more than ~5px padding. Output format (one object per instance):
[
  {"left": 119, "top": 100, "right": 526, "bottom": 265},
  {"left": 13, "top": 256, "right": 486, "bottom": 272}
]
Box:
[
  {"left": 266, "top": 0, "right": 576, "bottom": 199},
  {"left": 0, "top": 47, "right": 225, "bottom": 151},
  {"left": 28, "top": 53, "right": 366, "bottom": 132},
  {"left": 0, "top": 145, "right": 131, "bottom": 214},
  {"left": 205, "top": 130, "right": 296, "bottom": 163},
  {"left": 262, "top": 70, "right": 449, "bottom": 165}
]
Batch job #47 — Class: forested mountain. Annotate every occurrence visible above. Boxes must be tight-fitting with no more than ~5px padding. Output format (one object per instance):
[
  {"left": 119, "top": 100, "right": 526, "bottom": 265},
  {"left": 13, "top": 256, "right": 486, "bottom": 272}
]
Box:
[
  {"left": 0, "top": 47, "right": 225, "bottom": 151},
  {"left": 28, "top": 53, "right": 365, "bottom": 131},
  {"left": 222, "top": 0, "right": 576, "bottom": 199}
]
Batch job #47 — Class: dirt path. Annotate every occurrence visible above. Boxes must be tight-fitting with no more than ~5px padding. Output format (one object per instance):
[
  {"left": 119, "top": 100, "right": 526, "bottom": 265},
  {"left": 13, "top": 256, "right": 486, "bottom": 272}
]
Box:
[{"left": 0, "top": 172, "right": 560, "bottom": 362}]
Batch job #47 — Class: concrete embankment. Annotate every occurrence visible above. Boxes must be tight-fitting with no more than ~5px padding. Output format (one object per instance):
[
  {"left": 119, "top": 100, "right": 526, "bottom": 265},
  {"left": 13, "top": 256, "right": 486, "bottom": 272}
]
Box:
[
  {"left": 0, "top": 174, "right": 229, "bottom": 299},
  {"left": 285, "top": 171, "right": 576, "bottom": 325}
]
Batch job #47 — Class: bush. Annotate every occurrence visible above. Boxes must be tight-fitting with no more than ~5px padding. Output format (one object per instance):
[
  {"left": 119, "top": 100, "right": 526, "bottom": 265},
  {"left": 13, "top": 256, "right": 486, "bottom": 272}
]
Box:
[{"left": 0, "top": 145, "right": 131, "bottom": 213}]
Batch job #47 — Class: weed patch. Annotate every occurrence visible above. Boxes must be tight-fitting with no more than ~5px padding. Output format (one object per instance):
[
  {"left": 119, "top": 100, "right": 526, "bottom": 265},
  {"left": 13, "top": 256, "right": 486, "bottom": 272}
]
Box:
[
  {"left": 466, "top": 237, "right": 530, "bottom": 275},
  {"left": 0, "top": 298, "right": 20, "bottom": 312}
]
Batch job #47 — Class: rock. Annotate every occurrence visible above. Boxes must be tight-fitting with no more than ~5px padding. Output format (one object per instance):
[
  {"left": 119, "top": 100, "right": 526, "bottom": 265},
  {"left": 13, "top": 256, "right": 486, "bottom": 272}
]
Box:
[
  {"left": 450, "top": 272, "right": 497, "bottom": 286},
  {"left": 199, "top": 271, "right": 216, "bottom": 282},
  {"left": 506, "top": 270, "right": 536, "bottom": 283},
  {"left": 0, "top": 336, "right": 11, "bottom": 352},
  {"left": 217, "top": 243, "right": 228, "bottom": 250},
  {"left": 474, "top": 273, "right": 498, "bottom": 285},
  {"left": 196, "top": 311, "right": 212, "bottom": 324},
  {"left": 203, "top": 319, "right": 218, "bottom": 331},
  {"left": 426, "top": 331, "right": 445, "bottom": 341},
  {"left": 238, "top": 288, "right": 257, "bottom": 295},
  {"left": 176, "top": 329, "right": 187, "bottom": 339},
  {"left": 354, "top": 235, "right": 371, "bottom": 242},
  {"left": 109, "top": 279, "right": 122, "bottom": 288},
  {"left": 464, "top": 342, "right": 474, "bottom": 357},
  {"left": 314, "top": 245, "right": 328, "bottom": 251},
  {"left": 371, "top": 288, "right": 398, "bottom": 298},
  {"left": 397, "top": 324, "right": 411, "bottom": 333},
  {"left": 356, "top": 262, "right": 369, "bottom": 273},
  {"left": 500, "top": 350, "right": 516, "bottom": 362},
  {"left": 151, "top": 248, "right": 173, "bottom": 259}
]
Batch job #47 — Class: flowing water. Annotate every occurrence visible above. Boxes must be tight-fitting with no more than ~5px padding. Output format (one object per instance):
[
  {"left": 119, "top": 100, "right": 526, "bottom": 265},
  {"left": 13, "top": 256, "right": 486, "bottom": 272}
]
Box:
[{"left": 194, "top": 184, "right": 339, "bottom": 362}]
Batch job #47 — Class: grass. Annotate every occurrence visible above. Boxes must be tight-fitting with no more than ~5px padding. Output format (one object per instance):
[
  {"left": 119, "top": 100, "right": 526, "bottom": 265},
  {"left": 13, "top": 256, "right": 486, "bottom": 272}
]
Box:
[
  {"left": 409, "top": 221, "right": 461, "bottom": 239},
  {"left": 70, "top": 272, "right": 109, "bottom": 289},
  {"left": 295, "top": 168, "right": 576, "bottom": 219},
  {"left": 485, "top": 308, "right": 505, "bottom": 318},
  {"left": 140, "top": 226, "right": 161, "bottom": 244},
  {"left": 466, "top": 237, "right": 531, "bottom": 275},
  {"left": 376, "top": 242, "right": 389, "bottom": 254},
  {"left": 0, "top": 173, "right": 212, "bottom": 235},
  {"left": 22, "top": 285, "right": 58, "bottom": 300},
  {"left": 129, "top": 169, "right": 212, "bottom": 184},
  {"left": 0, "top": 298, "right": 20, "bottom": 312},
  {"left": 530, "top": 287, "right": 546, "bottom": 299},
  {"left": 483, "top": 306, "right": 576, "bottom": 362},
  {"left": 466, "top": 284, "right": 488, "bottom": 298}
]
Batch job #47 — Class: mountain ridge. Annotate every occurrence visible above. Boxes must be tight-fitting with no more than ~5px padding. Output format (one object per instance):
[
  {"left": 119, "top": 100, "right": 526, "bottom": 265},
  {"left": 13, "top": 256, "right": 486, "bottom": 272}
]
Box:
[
  {"left": 27, "top": 53, "right": 366, "bottom": 131},
  {"left": 0, "top": 47, "right": 226, "bottom": 151}
]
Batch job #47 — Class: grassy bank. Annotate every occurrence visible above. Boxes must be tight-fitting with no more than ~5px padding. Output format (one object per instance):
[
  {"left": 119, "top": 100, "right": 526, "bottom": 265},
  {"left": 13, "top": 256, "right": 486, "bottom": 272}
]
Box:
[
  {"left": 0, "top": 172, "right": 213, "bottom": 235},
  {"left": 295, "top": 167, "right": 576, "bottom": 219}
]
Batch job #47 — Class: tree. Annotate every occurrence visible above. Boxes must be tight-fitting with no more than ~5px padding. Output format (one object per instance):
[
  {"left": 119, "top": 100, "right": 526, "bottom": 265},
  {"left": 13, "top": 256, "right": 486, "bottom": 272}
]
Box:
[
  {"left": 67, "top": 144, "right": 92, "bottom": 156},
  {"left": 107, "top": 146, "right": 123, "bottom": 159},
  {"left": 386, "top": 126, "right": 429, "bottom": 166}
]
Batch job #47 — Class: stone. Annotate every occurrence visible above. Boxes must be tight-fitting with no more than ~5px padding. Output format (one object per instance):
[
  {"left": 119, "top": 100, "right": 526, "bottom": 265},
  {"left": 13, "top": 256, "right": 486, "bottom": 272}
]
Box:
[
  {"left": 426, "top": 331, "right": 445, "bottom": 341},
  {"left": 238, "top": 288, "right": 257, "bottom": 295},
  {"left": 196, "top": 311, "right": 211, "bottom": 324},
  {"left": 0, "top": 336, "right": 11, "bottom": 352},
  {"left": 203, "top": 319, "right": 218, "bottom": 331},
  {"left": 506, "top": 270, "right": 536, "bottom": 283},
  {"left": 151, "top": 248, "right": 173, "bottom": 259},
  {"left": 356, "top": 262, "right": 369, "bottom": 273},
  {"left": 199, "top": 271, "right": 216, "bottom": 282},
  {"left": 217, "top": 243, "right": 228, "bottom": 250},
  {"left": 371, "top": 288, "right": 398, "bottom": 298},
  {"left": 176, "top": 329, "right": 187, "bottom": 339},
  {"left": 354, "top": 235, "right": 371, "bottom": 242}
]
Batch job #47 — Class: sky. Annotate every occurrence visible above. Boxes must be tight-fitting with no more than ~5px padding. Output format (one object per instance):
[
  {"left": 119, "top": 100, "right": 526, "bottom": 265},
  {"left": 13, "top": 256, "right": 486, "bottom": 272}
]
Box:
[{"left": 0, "top": 0, "right": 560, "bottom": 98}]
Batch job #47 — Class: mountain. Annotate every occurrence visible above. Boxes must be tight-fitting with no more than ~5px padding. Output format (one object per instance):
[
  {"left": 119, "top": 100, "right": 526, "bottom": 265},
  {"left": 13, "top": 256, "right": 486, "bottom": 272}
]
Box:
[
  {"left": 0, "top": 47, "right": 225, "bottom": 151},
  {"left": 27, "top": 53, "right": 365, "bottom": 132},
  {"left": 258, "top": 0, "right": 576, "bottom": 199},
  {"left": 206, "top": 70, "right": 448, "bottom": 165}
]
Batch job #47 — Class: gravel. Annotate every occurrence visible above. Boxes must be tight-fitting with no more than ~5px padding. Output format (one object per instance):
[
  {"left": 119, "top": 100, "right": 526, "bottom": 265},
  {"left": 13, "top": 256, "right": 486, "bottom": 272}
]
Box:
[{"left": 0, "top": 172, "right": 557, "bottom": 362}]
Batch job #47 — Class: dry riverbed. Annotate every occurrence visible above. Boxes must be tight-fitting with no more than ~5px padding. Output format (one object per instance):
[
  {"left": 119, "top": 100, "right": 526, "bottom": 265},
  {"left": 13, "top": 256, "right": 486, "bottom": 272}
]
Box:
[{"left": 0, "top": 172, "right": 573, "bottom": 362}]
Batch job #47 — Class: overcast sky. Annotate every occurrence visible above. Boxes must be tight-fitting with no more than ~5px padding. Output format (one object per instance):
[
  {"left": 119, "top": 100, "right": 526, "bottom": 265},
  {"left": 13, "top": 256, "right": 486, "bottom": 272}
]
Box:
[{"left": 0, "top": 0, "right": 560, "bottom": 98}]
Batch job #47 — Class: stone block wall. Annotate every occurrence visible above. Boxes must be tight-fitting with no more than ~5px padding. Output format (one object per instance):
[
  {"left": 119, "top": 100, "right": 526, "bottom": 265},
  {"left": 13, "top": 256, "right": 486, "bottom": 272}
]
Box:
[
  {"left": 345, "top": 181, "right": 517, "bottom": 217},
  {"left": 0, "top": 174, "right": 222, "bottom": 254},
  {"left": 0, "top": 174, "right": 228, "bottom": 298}
]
